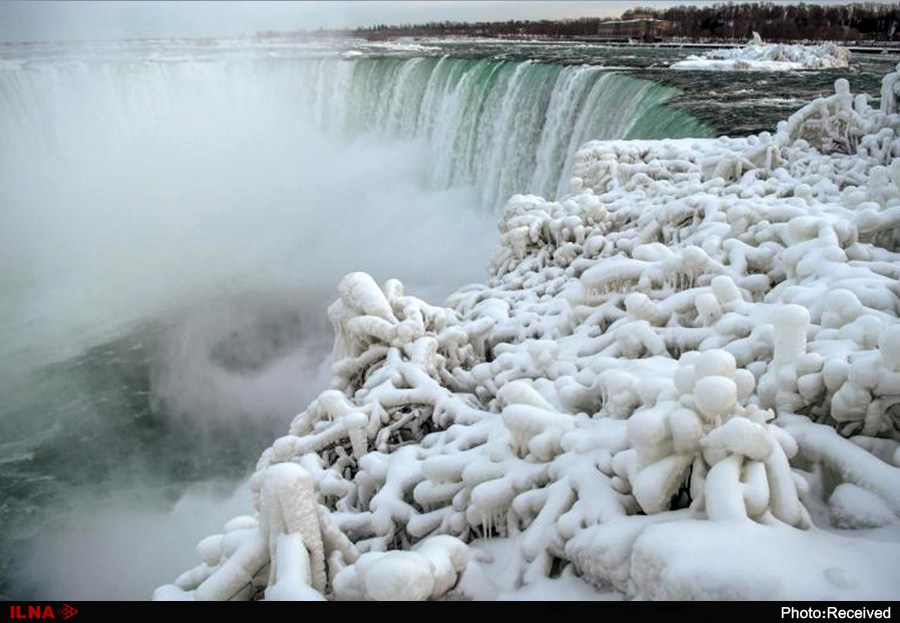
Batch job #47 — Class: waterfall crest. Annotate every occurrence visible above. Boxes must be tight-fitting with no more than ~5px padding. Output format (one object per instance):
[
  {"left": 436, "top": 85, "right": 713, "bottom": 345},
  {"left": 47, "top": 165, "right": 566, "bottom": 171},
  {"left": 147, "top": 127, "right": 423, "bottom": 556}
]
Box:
[{"left": 1, "top": 54, "right": 712, "bottom": 210}]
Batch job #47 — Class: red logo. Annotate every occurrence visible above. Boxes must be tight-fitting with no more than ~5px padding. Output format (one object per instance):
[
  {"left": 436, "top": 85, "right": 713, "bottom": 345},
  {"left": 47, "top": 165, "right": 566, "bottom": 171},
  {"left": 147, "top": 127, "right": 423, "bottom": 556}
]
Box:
[{"left": 9, "top": 605, "right": 76, "bottom": 620}]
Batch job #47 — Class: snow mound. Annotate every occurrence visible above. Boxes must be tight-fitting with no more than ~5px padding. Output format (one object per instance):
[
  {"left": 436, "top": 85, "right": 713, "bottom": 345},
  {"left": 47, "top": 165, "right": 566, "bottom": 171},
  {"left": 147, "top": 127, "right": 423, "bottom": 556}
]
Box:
[
  {"left": 156, "top": 64, "right": 900, "bottom": 600},
  {"left": 671, "top": 33, "right": 850, "bottom": 72}
]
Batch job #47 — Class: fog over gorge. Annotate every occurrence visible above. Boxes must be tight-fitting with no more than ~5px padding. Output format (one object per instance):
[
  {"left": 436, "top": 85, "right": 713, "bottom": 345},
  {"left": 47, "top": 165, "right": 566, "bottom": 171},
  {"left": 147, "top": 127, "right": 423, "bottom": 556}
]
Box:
[{"left": 0, "top": 41, "right": 496, "bottom": 599}]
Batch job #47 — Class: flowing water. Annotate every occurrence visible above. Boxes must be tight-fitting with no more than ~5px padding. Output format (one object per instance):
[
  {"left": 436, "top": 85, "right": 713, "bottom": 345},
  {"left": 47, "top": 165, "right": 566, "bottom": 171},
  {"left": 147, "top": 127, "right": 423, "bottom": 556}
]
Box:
[
  {"left": 0, "top": 36, "right": 895, "bottom": 599},
  {"left": 299, "top": 56, "right": 711, "bottom": 207}
]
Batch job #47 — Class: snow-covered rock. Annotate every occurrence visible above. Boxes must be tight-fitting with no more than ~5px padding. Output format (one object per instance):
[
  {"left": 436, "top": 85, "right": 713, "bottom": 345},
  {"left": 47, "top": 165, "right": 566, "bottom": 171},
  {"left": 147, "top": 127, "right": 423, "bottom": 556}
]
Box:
[
  {"left": 671, "top": 33, "right": 851, "bottom": 72},
  {"left": 156, "top": 63, "right": 900, "bottom": 601}
]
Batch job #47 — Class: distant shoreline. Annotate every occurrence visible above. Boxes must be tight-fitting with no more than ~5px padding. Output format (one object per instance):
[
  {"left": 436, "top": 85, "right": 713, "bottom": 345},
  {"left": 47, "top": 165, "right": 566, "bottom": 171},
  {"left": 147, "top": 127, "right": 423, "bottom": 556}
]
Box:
[
  {"left": 3, "top": 32, "right": 900, "bottom": 56},
  {"left": 488, "top": 36, "right": 900, "bottom": 54}
]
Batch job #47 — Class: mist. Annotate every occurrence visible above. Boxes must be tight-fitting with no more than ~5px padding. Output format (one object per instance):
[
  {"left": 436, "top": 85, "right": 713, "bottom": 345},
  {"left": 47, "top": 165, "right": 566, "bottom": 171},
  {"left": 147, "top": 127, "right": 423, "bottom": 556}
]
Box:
[
  {"left": 0, "top": 57, "right": 495, "bottom": 374},
  {"left": 0, "top": 46, "right": 496, "bottom": 599},
  {"left": 20, "top": 482, "right": 256, "bottom": 600}
]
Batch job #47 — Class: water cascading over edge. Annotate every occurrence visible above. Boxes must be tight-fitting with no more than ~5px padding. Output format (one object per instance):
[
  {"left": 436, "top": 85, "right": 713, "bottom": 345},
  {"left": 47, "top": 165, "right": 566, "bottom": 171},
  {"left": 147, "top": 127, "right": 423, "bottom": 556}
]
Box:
[
  {"left": 1, "top": 54, "right": 713, "bottom": 212},
  {"left": 305, "top": 56, "right": 714, "bottom": 208}
]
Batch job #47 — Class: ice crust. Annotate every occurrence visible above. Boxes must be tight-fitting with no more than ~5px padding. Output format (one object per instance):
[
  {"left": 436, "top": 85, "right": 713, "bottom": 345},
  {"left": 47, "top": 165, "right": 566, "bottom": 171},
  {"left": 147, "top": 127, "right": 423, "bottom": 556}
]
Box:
[
  {"left": 155, "top": 64, "right": 900, "bottom": 601},
  {"left": 671, "top": 34, "right": 851, "bottom": 72}
]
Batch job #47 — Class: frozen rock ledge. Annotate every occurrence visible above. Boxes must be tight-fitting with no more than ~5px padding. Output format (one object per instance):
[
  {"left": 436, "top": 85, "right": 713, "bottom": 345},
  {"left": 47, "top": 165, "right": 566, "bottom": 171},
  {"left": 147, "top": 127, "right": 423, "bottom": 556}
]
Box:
[
  {"left": 156, "top": 63, "right": 900, "bottom": 601},
  {"left": 670, "top": 33, "right": 851, "bottom": 72}
]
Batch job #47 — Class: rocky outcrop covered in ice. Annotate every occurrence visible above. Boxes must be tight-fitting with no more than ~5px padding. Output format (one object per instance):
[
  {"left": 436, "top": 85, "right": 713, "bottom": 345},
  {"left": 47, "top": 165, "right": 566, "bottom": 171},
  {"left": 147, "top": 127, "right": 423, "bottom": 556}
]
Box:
[
  {"left": 671, "top": 33, "right": 851, "bottom": 71},
  {"left": 156, "top": 64, "right": 900, "bottom": 601}
]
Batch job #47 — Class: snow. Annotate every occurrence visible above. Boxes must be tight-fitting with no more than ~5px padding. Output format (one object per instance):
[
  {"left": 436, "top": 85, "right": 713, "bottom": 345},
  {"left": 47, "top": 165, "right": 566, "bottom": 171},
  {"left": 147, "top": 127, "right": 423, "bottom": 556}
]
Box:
[
  {"left": 458, "top": 535, "right": 623, "bottom": 601},
  {"left": 156, "top": 63, "right": 900, "bottom": 601},
  {"left": 629, "top": 520, "right": 900, "bottom": 600},
  {"left": 671, "top": 33, "right": 851, "bottom": 72}
]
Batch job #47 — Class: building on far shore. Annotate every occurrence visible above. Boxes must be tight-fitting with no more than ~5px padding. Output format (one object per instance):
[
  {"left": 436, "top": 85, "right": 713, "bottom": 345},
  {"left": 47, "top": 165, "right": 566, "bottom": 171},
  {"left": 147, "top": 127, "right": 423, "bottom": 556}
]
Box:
[{"left": 596, "top": 17, "right": 668, "bottom": 41}]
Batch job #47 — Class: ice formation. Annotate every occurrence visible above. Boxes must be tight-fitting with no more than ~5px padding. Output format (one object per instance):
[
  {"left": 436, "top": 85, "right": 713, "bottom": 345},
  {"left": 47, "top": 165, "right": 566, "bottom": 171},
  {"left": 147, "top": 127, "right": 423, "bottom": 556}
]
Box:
[
  {"left": 671, "top": 33, "right": 851, "bottom": 72},
  {"left": 156, "top": 64, "right": 900, "bottom": 600}
]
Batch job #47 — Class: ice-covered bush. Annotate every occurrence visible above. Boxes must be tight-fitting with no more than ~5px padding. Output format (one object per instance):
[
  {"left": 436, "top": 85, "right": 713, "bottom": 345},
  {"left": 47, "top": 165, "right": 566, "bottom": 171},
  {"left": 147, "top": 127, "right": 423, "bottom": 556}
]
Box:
[
  {"left": 613, "top": 349, "right": 808, "bottom": 526},
  {"left": 157, "top": 64, "right": 900, "bottom": 601}
]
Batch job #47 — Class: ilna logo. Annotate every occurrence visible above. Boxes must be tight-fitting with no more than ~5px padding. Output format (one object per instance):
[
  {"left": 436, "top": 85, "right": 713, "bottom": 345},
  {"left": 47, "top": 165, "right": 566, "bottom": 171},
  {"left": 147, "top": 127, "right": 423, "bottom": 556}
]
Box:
[{"left": 9, "top": 605, "right": 77, "bottom": 620}]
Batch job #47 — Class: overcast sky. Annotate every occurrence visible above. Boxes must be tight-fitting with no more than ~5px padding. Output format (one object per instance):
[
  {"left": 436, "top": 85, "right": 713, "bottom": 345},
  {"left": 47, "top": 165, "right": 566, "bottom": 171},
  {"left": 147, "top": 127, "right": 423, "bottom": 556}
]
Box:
[{"left": 0, "top": 1, "right": 891, "bottom": 43}]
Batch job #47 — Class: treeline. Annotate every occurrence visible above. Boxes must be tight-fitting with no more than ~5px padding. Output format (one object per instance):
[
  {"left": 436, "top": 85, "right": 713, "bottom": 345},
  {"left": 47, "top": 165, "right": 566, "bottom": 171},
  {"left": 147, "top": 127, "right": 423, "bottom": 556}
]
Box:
[
  {"left": 622, "top": 2, "right": 898, "bottom": 41},
  {"left": 353, "top": 3, "right": 899, "bottom": 42},
  {"left": 357, "top": 17, "right": 607, "bottom": 39}
]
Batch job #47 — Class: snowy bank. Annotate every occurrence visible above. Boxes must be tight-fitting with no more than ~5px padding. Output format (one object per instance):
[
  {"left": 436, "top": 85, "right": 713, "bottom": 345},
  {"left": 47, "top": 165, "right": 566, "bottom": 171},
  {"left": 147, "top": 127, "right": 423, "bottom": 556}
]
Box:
[
  {"left": 671, "top": 34, "right": 851, "bottom": 71},
  {"left": 155, "top": 64, "right": 900, "bottom": 601}
]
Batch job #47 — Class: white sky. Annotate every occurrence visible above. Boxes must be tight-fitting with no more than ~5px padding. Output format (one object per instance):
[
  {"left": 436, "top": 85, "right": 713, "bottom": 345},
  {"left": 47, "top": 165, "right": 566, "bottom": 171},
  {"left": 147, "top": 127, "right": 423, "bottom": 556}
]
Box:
[{"left": 0, "top": 1, "right": 892, "bottom": 43}]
